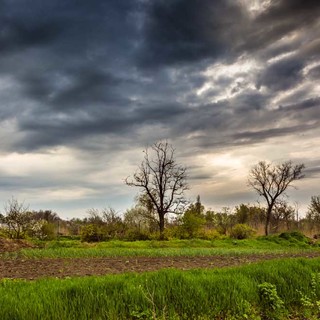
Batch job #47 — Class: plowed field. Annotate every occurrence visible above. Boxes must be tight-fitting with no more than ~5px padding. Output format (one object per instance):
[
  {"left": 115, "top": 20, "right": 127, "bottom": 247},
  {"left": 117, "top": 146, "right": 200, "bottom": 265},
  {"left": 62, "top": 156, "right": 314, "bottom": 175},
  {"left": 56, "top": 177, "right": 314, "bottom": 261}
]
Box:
[{"left": 2, "top": 252, "right": 320, "bottom": 280}]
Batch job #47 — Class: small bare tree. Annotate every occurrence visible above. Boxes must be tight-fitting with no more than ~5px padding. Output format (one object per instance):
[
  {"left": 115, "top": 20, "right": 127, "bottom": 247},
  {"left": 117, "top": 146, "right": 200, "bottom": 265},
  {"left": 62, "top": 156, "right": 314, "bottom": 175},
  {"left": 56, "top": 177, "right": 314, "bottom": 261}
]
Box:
[
  {"left": 125, "top": 141, "right": 188, "bottom": 239},
  {"left": 248, "top": 161, "right": 304, "bottom": 236},
  {"left": 272, "top": 200, "right": 295, "bottom": 232},
  {"left": 1, "top": 198, "right": 32, "bottom": 239}
]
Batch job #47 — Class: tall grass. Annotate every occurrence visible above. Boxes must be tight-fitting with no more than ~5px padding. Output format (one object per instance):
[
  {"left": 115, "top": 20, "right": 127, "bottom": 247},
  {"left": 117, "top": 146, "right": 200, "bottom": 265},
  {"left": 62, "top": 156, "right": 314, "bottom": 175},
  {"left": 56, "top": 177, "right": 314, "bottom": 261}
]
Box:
[{"left": 1, "top": 258, "right": 320, "bottom": 319}]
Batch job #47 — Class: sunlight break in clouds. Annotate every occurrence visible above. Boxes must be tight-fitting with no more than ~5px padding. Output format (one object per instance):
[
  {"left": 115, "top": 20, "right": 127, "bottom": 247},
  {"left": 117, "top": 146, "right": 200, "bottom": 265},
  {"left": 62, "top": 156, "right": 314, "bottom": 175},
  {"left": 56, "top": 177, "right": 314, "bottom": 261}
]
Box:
[{"left": 196, "top": 57, "right": 260, "bottom": 101}]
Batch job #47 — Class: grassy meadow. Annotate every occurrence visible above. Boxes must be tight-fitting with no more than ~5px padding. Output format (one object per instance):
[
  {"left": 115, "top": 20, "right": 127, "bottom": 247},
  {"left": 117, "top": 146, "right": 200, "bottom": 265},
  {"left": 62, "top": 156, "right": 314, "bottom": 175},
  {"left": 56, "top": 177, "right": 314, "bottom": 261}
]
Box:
[
  {"left": 3, "top": 232, "right": 319, "bottom": 259},
  {"left": 1, "top": 258, "right": 320, "bottom": 319},
  {"left": 1, "top": 232, "right": 320, "bottom": 319}
]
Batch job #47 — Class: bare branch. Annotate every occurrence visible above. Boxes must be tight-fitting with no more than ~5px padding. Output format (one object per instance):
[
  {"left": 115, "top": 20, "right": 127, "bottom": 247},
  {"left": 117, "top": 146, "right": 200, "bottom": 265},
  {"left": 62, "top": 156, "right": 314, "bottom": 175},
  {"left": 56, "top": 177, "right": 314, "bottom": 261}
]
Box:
[
  {"left": 248, "top": 160, "right": 304, "bottom": 235},
  {"left": 125, "top": 140, "right": 188, "bottom": 238}
]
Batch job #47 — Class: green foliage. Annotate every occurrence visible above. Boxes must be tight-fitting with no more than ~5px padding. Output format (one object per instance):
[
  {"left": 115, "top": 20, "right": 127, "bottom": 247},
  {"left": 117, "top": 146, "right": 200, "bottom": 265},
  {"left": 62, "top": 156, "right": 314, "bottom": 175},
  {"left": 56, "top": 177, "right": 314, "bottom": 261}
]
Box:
[
  {"left": 297, "top": 273, "right": 320, "bottom": 319},
  {"left": 125, "top": 229, "right": 151, "bottom": 241},
  {"left": 204, "top": 208, "right": 236, "bottom": 235},
  {"left": 198, "top": 229, "right": 223, "bottom": 240},
  {"left": 4, "top": 237, "right": 319, "bottom": 259},
  {"left": 124, "top": 206, "right": 158, "bottom": 235},
  {"left": 0, "top": 228, "right": 7, "bottom": 238},
  {"left": 29, "top": 220, "right": 56, "bottom": 240},
  {"left": 179, "top": 210, "right": 205, "bottom": 239},
  {"left": 230, "top": 224, "right": 256, "bottom": 240},
  {"left": 279, "top": 231, "right": 311, "bottom": 244},
  {"left": 1, "top": 259, "right": 320, "bottom": 319},
  {"left": 306, "top": 196, "right": 320, "bottom": 235},
  {"left": 80, "top": 224, "right": 105, "bottom": 242},
  {"left": 258, "top": 282, "right": 286, "bottom": 320},
  {"left": 307, "top": 196, "right": 320, "bottom": 220},
  {"left": 235, "top": 204, "right": 265, "bottom": 227},
  {"left": 257, "top": 232, "right": 312, "bottom": 248}
]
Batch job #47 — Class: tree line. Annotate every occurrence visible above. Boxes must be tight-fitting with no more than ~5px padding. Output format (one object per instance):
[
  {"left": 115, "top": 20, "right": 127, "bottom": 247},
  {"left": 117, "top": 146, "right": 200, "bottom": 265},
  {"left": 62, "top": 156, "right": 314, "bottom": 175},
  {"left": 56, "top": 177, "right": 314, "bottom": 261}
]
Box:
[{"left": 0, "top": 141, "right": 319, "bottom": 241}]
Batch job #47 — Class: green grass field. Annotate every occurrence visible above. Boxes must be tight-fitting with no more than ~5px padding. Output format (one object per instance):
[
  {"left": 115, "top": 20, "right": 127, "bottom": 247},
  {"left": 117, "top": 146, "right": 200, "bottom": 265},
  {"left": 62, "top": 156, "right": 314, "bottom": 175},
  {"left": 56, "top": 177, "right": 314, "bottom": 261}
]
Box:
[
  {"left": 1, "top": 233, "right": 320, "bottom": 319},
  {"left": 1, "top": 258, "right": 320, "bottom": 319},
  {"left": 3, "top": 234, "right": 319, "bottom": 259}
]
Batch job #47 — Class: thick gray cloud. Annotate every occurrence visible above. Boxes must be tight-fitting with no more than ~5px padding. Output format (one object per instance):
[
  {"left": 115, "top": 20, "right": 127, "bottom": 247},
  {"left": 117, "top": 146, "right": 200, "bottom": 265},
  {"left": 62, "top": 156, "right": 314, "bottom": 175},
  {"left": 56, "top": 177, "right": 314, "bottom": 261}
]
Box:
[
  {"left": 138, "top": 0, "right": 247, "bottom": 67},
  {"left": 256, "top": 56, "right": 304, "bottom": 91},
  {"left": 0, "top": 0, "right": 319, "bottom": 216}
]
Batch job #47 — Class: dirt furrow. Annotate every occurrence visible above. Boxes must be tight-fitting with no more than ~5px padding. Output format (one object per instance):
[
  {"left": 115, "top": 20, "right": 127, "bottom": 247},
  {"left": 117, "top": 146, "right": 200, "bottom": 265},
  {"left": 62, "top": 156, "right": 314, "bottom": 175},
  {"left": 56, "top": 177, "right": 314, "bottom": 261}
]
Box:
[{"left": 1, "top": 252, "right": 320, "bottom": 280}]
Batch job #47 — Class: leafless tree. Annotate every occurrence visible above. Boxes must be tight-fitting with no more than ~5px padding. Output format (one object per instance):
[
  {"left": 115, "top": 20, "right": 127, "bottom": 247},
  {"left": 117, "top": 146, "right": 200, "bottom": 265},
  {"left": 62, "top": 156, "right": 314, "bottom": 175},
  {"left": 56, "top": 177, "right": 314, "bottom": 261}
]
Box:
[
  {"left": 1, "top": 198, "right": 32, "bottom": 239},
  {"left": 125, "top": 141, "right": 188, "bottom": 239},
  {"left": 248, "top": 161, "right": 304, "bottom": 235},
  {"left": 271, "top": 200, "right": 295, "bottom": 232}
]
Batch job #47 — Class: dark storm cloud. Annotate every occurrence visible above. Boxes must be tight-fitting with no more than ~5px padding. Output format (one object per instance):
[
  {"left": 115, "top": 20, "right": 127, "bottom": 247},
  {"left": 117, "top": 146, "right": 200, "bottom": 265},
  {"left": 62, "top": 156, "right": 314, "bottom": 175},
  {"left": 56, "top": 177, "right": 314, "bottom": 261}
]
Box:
[
  {"left": 166, "top": 87, "right": 319, "bottom": 151},
  {"left": 282, "top": 97, "right": 320, "bottom": 111},
  {"left": 139, "top": 0, "right": 320, "bottom": 68},
  {"left": 0, "top": 0, "right": 138, "bottom": 54},
  {"left": 0, "top": 21, "right": 62, "bottom": 54},
  {"left": 15, "top": 99, "right": 187, "bottom": 150},
  {"left": 230, "top": 123, "right": 318, "bottom": 145},
  {"left": 241, "top": 0, "right": 320, "bottom": 55},
  {"left": 307, "top": 65, "right": 320, "bottom": 79},
  {"left": 0, "top": 0, "right": 144, "bottom": 150},
  {"left": 0, "top": 0, "right": 319, "bottom": 154},
  {"left": 256, "top": 56, "right": 304, "bottom": 91},
  {"left": 43, "top": 68, "right": 126, "bottom": 110},
  {"left": 0, "top": 0, "right": 319, "bottom": 216},
  {"left": 138, "top": 0, "right": 247, "bottom": 68}
]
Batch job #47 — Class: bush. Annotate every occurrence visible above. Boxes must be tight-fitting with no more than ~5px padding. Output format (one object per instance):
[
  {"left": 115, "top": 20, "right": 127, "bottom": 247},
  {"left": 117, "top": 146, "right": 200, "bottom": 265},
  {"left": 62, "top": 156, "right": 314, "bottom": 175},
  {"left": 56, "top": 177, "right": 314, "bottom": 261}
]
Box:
[
  {"left": 124, "top": 229, "right": 151, "bottom": 241},
  {"left": 279, "top": 231, "right": 311, "bottom": 244},
  {"left": 258, "top": 282, "right": 286, "bottom": 320},
  {"left": 0, "top": 228, "right": 7, "bottom": 238},
  {"left": 199, "top": 229, "right": 224, "bottom": 240},
  {"left": 180, "top": 212, "right": 205, "bottom": 239},
  {"left": 29, "top": 221, "right": 56, "bottom": 240},
  {"left": 230, "top": 224, "right": 256, "bottom": 240},
  {"left": 80, "top": 224, "right": 105, "bottom": 242}
]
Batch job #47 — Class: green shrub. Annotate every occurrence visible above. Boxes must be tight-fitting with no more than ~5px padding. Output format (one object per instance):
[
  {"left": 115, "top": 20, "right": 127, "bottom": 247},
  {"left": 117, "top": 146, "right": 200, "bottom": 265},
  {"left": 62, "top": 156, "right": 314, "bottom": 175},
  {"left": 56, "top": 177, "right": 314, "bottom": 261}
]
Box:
[
  {"left": 230, "top": 224, "right": 256, "bottom": 240},
  {"left": 125, "top": 229, "right": 151, "bottom": 241},
  {"left": 199, "top": 229, "right": 223, "bottom": 240},
  {"left": 29, "top": 221, "right": 56, "bottom": 240},
  {"left": 258, "top": 282, "right": 286, "bottom": 320},
  {"left": 0, "top": 228, "right": 8, "bottom": 238},
  {"left": 180, "top": 212, "right": 205, "bottom": 239},
  {"left": 80, "top": 224, "right": 105, "bottom": 242},
  {"left": 297, "top": 273, "right": 320, "bottom": 319},
  {"left": 279, "top": 231, "right": 309, "bottom": 243}
]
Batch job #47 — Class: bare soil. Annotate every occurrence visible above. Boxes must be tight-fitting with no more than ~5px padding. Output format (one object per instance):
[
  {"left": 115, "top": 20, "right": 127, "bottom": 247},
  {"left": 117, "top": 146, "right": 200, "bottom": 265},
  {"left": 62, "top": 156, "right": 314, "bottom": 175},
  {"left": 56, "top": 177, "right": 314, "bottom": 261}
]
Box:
[
  {"left": 0, "top": 238, "right": 36, "bottom": 253},
  {"left": 1, "top": 249, "right": 320, "bottom": 280}
]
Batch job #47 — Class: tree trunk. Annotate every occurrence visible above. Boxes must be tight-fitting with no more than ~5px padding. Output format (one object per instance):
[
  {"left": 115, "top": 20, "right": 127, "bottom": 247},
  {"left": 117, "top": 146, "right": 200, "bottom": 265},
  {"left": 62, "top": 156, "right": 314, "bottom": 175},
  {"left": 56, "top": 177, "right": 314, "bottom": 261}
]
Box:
[
  {"left": 159, "top": 213, "right": 165, "bottom": 240},
  {"left": 265, "top": 207, "right": 272, "bottom": 236}
]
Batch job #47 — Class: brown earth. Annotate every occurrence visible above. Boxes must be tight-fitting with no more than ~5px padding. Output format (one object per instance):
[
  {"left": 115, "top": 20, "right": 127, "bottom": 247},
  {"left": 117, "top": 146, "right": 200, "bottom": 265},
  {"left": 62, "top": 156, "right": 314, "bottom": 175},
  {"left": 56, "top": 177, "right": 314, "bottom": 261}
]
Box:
[
  {"left": 1, "top": 251, "right": 320, "bottom": 280},
  {"left": 0, "top": 238, "right": 37, "bottom": 253}
]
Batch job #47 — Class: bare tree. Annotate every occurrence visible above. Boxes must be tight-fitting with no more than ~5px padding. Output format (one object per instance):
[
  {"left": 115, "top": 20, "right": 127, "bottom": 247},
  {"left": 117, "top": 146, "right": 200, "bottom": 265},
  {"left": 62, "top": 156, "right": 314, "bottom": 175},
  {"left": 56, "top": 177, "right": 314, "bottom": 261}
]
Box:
[
  {"left": 1, "top": 198, "right": 32, "bottom": 239},
  {"left": 271, "top": 200, "right": 295, "bottom": 232},
  {"left": 125, "top": 141, "right": 188, "bottom": 239},
  {"left": 248, "top": 161, "right": 304, "bottom": 235}
]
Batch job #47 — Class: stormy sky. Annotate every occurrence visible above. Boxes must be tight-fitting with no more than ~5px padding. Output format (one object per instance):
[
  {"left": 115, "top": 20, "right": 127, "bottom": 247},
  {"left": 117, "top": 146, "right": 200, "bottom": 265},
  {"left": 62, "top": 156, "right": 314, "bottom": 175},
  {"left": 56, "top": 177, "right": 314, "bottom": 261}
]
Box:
[{"left": 0, "top": 0, "right": 319, "bottom": 218}]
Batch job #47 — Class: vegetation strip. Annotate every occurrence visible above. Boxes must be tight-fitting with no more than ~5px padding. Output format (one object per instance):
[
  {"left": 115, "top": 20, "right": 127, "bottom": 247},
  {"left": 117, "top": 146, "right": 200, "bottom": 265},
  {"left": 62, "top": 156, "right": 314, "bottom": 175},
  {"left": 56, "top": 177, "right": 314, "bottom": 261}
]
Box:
[{"left": 1, "top": 258, "right": 320, "bottom": 319}]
